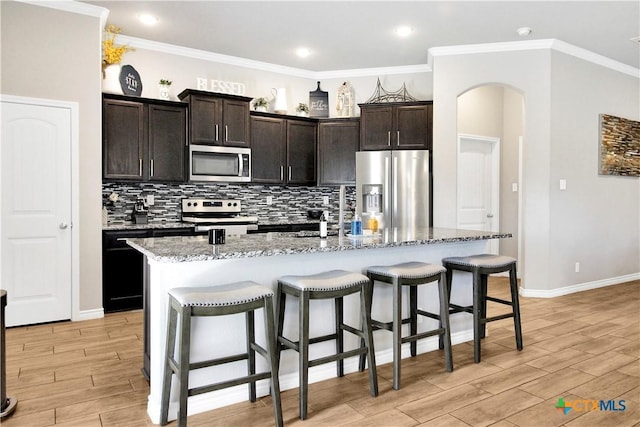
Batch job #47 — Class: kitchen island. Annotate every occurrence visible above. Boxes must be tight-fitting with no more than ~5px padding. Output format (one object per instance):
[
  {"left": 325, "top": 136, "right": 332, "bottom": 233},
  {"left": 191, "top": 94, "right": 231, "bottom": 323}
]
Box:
[{"left": 128, "top": 227, "right": 511, "bottom": 424}]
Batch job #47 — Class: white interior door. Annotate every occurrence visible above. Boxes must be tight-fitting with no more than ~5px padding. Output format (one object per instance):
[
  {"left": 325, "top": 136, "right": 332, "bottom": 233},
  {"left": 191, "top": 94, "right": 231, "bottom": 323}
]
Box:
[
  {"left": 457, "top": 134, "right": 500, "bottom": 254},
  {"left": 1, "top": 99, "right": 73, "bottom": 326}
]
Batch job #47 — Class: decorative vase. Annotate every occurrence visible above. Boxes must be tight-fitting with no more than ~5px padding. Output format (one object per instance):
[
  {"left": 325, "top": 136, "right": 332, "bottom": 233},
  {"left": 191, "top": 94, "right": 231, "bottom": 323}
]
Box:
[
  {"left": 102, "top": 64, "right": 122, "bottom": 94},
  {"left": 255, "top": 106, "right": 267, "bottom": 112},
  {"left": 158, "top": 84, "right": 171, "bottom": 100},
  {"left": 272, "top": 87, "right": 288, "bottom": 114}
]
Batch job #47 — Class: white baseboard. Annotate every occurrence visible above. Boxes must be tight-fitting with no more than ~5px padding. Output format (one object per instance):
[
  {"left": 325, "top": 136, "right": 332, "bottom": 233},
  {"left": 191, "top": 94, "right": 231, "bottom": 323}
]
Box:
[
  {"left": 520, "top": 272, "right": 640, "bottom": 298},
  {"left": 75, "top": 308, "right": 104, "bottom": 321}
]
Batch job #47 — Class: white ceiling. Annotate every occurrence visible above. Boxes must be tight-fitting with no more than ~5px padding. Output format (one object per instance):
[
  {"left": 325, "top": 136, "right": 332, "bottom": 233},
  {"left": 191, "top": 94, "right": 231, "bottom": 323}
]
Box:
[{"left": 84, "top": 1, "right": 640, "bottom": 72}]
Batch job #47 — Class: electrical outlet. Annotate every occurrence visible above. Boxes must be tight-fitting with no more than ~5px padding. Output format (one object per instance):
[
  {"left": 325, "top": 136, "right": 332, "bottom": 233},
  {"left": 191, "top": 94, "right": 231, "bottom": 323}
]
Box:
[
  {"left": 266, "top": 196, "right": 273, "bottom": 205},
  {"left": 512, "top": 183, "right": 518, "bottom": 192},
  {"left": 146, "top": 194, "right": 154, "bottom": 206},
  {"left": 323, "top": 196, "right": 329, "bottom": 205},
  {"left": 575, "top": 262, "right": 580, "bottom": 273},
  {"left": 560, "top": 179, "right": 567, "bottom": 190}
]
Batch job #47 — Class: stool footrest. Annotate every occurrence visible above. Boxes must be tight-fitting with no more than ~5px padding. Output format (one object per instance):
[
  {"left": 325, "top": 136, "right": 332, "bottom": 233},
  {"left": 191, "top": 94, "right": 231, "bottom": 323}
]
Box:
[
  {"left": 401, "top": 328, "right": 444, "bottom": 344},
  {"left": 190, "top": 353, "right": 248, "bottom": 370},
  {"left": 449, "top": 303, "right": 472, "bottom": 314},
  {"left": 190, "top": 372, "right": 272, "bottom": 397},
  {"left": 485, "top": 312, "right": 515, "bottom": 323},
  {"left": 416, "top": 309, "right": 441, "bottom": 321},
  {"left": 485, "top": 296, "right": 513, "bottom": 306},
  {"left": 309, "top": 347, "right": 367, "bottom": 368}
]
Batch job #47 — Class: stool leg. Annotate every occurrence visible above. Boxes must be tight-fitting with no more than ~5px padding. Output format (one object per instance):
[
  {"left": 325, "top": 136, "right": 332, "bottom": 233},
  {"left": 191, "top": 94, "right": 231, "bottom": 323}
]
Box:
[
  {"left": 437, "top": 272, "right": 453, "bottom": 372},
  {"left": 440, "top": 267, "right": 453, "bottom": 350},
  {"left": 410, "top": 285, "right": 418, "bottom": 357},
  {"left": 177, "top": 307, "right": 191, "bottom": 427},
  {"left": 480, "top": 274, "right": 488, "bottom": 339},
  {"left": 510, "top": 265, "right": 524, "bottom": 351},
  {"left": 335, "top": 296, "right": 344, "bottom": 377},
  {"left": 392, "top": 276, "right": 402, "bottom": 390},
  {"left": 358, "top": 274, "right": 375, "bottom": 372},
  {"left": 361, "top": 279, "right": 379, "bottom": 397},
  {"left": 275, "top": 282, "right": 286, "bottom": 370},
  {"left": 246, "top": 309, "right": 256, "bottom": 402},
  {"left": 160, "top": 301, "right": 178, "bottom": 425},
  {"left": 472, "top": 270, "right": 482, "bottom": 363},
  {"left": 263, "top": 296, "right": 283, "bottom": 427},
  {"left": 299, "top": 292, "right": 310, "bottom": 420}
]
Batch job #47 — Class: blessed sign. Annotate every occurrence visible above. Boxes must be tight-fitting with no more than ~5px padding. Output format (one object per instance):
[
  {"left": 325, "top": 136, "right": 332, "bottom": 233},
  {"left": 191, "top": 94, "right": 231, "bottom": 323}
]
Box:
[{"left": 197, "top": 78, "right": 246, "bottom": 95}]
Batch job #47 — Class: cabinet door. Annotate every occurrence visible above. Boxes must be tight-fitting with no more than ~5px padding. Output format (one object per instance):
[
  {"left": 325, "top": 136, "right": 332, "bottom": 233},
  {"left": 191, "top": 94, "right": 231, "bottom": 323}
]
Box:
[
  {"left": 103, "top": 230, "right": 150, "bottom": 312},
  {"left": 103, "top": 99, "right": 145, "bottom": 180},
  {"left": 222, "top": 99, "right": 250, "bottom": 147},
  {"left": 148, "top": 104, "right": 187, "bottom": 181},
  {"left": 251, "top": 116, "right": 285, "bottom": 183},
  {"left": 318, "top": 120, "right": 359, "bottom": 185},
  {"left": 395, "top": 104, "right": 432, "bottom": 150},
  {"left": 190, "top": 95, "right": 222, "bottom": 144},
  {"left": 360, "top": 105, "right": 394, "bottom": 150},
  {"left": 287, "top": 120, "right": 317, "bottom": 185}
]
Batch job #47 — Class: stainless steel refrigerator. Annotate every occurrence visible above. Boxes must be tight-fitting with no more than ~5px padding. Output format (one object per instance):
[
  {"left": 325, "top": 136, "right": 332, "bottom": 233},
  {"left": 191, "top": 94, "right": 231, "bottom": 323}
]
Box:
[{"left": 355, "top": 150, "right": 430, "bottom": 232}]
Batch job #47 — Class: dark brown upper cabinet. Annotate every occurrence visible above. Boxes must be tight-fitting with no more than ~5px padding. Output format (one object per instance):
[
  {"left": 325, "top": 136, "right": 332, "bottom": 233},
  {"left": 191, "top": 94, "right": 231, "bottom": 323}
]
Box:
[
  {"left": 317, "top": 118, "right": 359, "bottom": 186},
  {"left": 250, "top": 113, "right": 316, "bottom": 185},
  {"left": 178, "top": 89, "right": 251, "bottom": 147},
  {"left": 359, "top": 101, "right": 432, "bottom": 151},
  {"left": 102, "top": 94, "right": 187, "bottom": 182}
]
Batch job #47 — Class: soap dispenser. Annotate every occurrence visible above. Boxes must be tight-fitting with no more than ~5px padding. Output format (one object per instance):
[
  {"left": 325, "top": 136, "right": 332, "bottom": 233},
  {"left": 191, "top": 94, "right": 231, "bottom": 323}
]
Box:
[{"left": 319, "top": 211, "right": 328, "bottom": 239}]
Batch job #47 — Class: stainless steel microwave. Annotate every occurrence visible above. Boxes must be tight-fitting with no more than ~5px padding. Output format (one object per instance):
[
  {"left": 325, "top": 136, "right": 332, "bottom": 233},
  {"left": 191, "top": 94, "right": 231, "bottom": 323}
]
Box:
[{"left": 189, "top": 145, "right": 251, "bottom": 182}]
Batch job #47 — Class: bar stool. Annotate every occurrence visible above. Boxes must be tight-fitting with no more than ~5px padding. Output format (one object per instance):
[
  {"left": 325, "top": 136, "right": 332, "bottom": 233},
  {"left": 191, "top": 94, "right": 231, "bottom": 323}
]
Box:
[
  {"left": 441, "top": 254, "right": 523, "bottom": 363},
  {"left": 276, "top": 270, "right": 378, "bottom": 420},
  {"left": 160, "top": 282, "right": 282, "bottom": 427},
  {"left": 358, "top": 262, "right": 453, "bottom": 390}
]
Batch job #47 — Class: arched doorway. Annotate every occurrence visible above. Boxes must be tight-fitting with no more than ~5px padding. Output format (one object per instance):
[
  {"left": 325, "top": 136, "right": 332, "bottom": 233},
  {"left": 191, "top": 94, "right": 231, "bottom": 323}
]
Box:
[{"left": 457, "top": 84, "right": 525, "bottom": 276}]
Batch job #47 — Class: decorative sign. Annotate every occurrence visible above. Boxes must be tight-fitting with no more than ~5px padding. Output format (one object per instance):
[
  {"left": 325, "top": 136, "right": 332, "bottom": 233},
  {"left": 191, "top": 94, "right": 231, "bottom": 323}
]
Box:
[
  {"left": 119, "top": 65, "right": 143, "bottom": 97},
  {"left": 196, "top": 77, "right": 246, "bottom": 95},
  {"left": 599, "top": 113, "right": 640, "bottom": 177},
  {"left": 309, "top": 81, "right": 329, "bottom": 118}
]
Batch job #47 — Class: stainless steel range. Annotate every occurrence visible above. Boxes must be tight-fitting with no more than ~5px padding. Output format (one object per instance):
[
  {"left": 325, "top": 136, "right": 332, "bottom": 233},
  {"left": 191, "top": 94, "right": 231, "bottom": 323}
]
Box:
[{"left": 181, "top": 198, "right": 258, "bottom": 235}]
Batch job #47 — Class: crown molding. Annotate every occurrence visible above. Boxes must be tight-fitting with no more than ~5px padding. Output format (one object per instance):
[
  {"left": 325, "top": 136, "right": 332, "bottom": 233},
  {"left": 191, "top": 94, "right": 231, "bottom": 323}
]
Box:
[
  {"left": 119, "top": 35, "right": 431, "bottom": 80},
  {"left": 16, "top": 0, "right": 109, "bottom": 20},
  {"left": 429, "top": 39, "right": 639, "bottom": 79}
]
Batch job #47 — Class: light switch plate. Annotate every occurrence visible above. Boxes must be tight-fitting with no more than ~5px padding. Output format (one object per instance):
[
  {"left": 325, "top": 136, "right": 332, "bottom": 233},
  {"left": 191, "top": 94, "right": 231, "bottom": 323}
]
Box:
[
  {"left": 323, "top": 196, "right": 329, "bottom": 205},
  {"left": 266, "top": 196, "right": 273, "bottom": 205},
  {"left": 559, "top": 179, "right": 567, "bottom": 190},
  {"left": 146, "top": 194, "right": 154, "bottom": 206},
  {"left": 512, "top": 183, "right": 518, "bottom": 192}
]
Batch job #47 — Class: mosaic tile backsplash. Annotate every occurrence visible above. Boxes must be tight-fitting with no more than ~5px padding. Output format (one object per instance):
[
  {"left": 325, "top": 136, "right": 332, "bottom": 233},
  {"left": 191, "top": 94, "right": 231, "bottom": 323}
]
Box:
[{"left": 102, "top": 182, "right": 356, "bottom": 225}]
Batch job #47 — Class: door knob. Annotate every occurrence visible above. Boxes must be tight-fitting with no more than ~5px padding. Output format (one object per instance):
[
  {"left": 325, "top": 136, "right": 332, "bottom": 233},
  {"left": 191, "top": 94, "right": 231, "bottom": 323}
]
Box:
[
  {"left": 59, "top": 223, "right": 69, "bottom": 229},
  {"left": 486, "top": 214, "right": 494, "bottom": 218}
]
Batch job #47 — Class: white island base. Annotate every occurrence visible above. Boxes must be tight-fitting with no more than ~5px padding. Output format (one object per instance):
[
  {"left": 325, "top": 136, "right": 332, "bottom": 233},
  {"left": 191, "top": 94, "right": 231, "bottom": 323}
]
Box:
[{"left": 133, "top": 234, "right": 496, "bottom": 424}]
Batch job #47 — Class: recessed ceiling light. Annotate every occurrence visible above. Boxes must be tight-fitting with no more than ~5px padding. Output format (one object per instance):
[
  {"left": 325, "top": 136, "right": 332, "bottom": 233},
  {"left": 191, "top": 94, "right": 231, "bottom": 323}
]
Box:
[
  {"left": 517, "top": 27, "right": 532, "bottom": 37},
  {"left": 138, "top": 13, "right": 159, "bottom": 26},
  {"left": 296, "top": 47, "right": 311, "bottom": 58},
  {"left": 394, "top": 26, "right": 414, "bottom": 38}
]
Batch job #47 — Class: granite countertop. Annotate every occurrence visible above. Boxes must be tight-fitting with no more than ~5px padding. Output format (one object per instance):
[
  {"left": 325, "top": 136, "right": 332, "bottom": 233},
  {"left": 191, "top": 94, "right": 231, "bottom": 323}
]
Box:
[{"left": 126, "top": 228, "right": 512, "bottom": 263}]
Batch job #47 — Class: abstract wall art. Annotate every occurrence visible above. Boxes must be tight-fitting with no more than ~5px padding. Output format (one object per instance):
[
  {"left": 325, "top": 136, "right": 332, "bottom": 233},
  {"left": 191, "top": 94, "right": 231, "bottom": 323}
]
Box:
[{"left": 599, "top": 113, "right": 640, "bottom": 177}]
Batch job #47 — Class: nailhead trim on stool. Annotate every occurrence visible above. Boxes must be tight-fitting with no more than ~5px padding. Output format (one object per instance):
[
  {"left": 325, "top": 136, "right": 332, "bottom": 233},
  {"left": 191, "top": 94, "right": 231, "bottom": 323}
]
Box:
[
  {"left": 359, "top": 262, "right": 453, "bottom": 390},
  {"left": 160, "top": 281, "right": 283, "bottom": 427},
  {"left": 276, "top": 270, "right": 378, "bottom": 420},
  {"left": 442, "top": 254, "right": 523, "bottom": 364}
]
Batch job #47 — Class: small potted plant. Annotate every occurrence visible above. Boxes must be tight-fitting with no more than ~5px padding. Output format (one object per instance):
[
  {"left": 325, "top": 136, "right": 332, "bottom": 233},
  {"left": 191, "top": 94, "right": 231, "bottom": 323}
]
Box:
[
  {"left": 296, "top": 102, "right": 309, "bottom": 117},
  {"left": 253, "top": 97, "right": 269, "bottom": 112},
  {"left": 158, "top": 79, "right": 172, "bottom": 100}
]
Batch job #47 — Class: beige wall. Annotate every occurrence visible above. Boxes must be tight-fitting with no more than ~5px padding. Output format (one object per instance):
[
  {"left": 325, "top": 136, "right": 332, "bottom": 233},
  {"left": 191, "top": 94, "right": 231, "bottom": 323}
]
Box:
[
  {"left": 433, "top": 47, "right": 638, "bottom": 292},
  {"left": 1, "top": 1, "right": 104, "bottom": 311}
]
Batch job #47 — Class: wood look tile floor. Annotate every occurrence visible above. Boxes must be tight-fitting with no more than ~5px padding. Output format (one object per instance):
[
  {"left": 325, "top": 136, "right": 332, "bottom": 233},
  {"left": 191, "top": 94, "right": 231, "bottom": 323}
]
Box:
[{"left": 3, "top": 278, "right": 639, "bottom": 426}]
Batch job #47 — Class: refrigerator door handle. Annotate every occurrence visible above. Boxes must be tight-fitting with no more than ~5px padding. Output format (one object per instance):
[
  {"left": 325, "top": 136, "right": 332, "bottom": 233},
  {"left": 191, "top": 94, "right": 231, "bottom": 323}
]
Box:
[
  {"left": 392, "top": 154, "right": 398, "bottom": 223},
  {"left": 384, "top": 155, "right": 391, "bottom": 225}
]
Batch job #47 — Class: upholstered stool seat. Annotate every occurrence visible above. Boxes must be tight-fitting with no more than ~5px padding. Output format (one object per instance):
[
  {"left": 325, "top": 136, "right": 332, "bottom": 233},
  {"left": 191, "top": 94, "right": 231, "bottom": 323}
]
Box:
[
  {"left": 359, "top": 262, "right": 453, "bottom": 390},
  {"left": 160, "top": 281, "right": 282, "bottom": 427},
  {"left": 276, "top": 270, "right": 378, "bottom": 420},
  {"left": 442, "top": 254, "right": 523, "bottom": 363}
]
